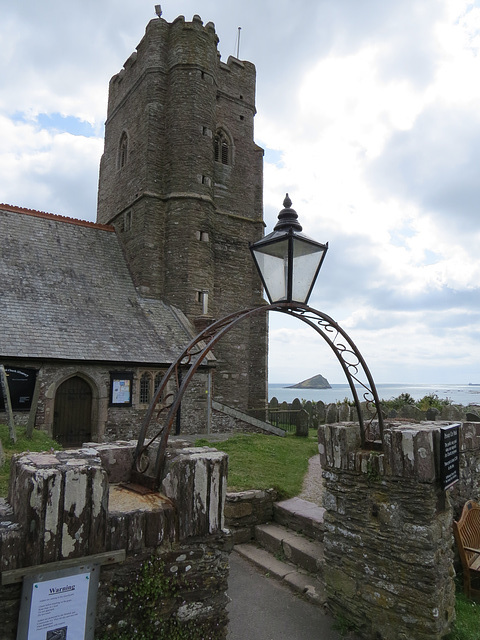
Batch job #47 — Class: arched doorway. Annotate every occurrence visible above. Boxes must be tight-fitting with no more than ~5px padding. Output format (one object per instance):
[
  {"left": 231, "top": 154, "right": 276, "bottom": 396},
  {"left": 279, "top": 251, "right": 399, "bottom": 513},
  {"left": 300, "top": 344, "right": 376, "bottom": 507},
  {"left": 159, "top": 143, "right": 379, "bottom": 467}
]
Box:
[{"left": 53, "top": 376, "right": 92, "bottom": 447}]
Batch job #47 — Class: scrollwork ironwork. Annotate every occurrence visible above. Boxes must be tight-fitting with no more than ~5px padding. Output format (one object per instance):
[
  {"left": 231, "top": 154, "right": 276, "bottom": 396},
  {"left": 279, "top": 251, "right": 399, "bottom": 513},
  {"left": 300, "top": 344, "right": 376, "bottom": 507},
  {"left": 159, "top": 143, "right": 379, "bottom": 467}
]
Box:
[{"left": 132, "top": 302, "right": 384, "bottom": 489}]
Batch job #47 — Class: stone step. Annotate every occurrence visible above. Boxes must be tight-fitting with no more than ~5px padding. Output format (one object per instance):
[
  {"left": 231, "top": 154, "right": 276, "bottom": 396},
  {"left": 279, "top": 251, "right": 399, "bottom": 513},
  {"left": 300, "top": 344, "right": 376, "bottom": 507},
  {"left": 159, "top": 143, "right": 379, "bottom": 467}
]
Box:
[
  {"left": 255, "top": 522, "right": 324, "bottom": 575},
  {"left": 274, "top": 497, "right": 325, "bottom": 542},
  {"left": 234, "top": 544, "right": 326, "bottom": 606}
]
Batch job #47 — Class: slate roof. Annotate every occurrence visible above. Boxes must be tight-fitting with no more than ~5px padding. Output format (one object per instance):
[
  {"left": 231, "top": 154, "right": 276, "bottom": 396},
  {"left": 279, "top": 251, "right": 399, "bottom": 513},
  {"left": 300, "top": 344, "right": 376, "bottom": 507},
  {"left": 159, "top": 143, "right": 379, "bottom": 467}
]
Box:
[{"left": 0, "top": 205, "right": 195, "bottom": 364}]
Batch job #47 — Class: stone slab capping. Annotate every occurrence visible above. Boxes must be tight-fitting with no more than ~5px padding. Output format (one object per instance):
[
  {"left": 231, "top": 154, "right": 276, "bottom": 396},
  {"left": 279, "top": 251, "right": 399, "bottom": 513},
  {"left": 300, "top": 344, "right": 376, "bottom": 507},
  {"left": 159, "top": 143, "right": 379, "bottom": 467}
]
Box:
[
  {"left": 0, "top": 440, "right": 231, "bottom": 638},
  {"left": 318, "top": 421, "right": 459, "bottom": 640}
]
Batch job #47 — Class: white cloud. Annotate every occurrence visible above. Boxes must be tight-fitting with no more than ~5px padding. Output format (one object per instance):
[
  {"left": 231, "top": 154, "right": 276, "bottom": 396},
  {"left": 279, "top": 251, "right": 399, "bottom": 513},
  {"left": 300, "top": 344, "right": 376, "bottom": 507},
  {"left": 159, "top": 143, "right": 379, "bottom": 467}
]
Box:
[
  {"left": 2, "top": 0, "right": 480, "bottom": 383},
  {"left": 0, "top": 115, "right": 102, "bottom": 219}
]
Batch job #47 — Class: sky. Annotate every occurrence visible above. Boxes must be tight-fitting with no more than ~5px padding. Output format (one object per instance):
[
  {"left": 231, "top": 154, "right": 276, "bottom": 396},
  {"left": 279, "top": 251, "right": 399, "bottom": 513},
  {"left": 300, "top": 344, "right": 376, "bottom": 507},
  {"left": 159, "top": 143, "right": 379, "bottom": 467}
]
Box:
[{"left": 2, "top": 0, "right": 480, "bottom": 385}]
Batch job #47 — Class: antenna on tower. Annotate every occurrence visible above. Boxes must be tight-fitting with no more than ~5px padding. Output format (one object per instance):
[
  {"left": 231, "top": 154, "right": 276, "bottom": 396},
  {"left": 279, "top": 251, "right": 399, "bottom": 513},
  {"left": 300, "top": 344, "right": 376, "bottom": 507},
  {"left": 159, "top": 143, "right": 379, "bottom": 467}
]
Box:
[
  {"left": 155, "top": 5, "right": 162, "bottom": 18},
  {"left": 235, "top": 27, "right": 242, "bottom": 58}
]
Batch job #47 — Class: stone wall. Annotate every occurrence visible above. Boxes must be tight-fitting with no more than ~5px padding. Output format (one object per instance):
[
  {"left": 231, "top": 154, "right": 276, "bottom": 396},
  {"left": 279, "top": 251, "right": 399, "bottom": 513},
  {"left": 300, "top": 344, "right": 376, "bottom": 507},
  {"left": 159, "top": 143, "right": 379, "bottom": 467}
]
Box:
[
  {"left": 318, "top": 421, "right": 456, "bottom": 640},
  {"left": 0, "top": 440, "right": 230, "bottom": 639},
  {"left": 0, "top": 359, "right": 217, "bottom": 444},
  {"left": 224, "top": 489, "right": 278, "bottom": 544}
]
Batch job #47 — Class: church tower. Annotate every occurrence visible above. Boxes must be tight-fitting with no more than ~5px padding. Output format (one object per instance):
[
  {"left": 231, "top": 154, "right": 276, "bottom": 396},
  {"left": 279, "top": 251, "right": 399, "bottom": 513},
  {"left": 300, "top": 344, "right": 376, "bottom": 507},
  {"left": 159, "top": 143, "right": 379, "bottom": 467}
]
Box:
[{"left": 97, "top": 14, "right": 267, "bottom": 416}]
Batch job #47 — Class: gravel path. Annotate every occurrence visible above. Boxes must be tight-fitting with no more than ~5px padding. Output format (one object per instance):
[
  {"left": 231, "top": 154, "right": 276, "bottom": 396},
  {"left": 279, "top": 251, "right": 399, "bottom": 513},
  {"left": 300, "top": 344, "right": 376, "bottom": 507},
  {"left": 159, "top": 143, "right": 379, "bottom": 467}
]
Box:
[{"left": 298, "top": 454, "right": 324, "bottom": 506}]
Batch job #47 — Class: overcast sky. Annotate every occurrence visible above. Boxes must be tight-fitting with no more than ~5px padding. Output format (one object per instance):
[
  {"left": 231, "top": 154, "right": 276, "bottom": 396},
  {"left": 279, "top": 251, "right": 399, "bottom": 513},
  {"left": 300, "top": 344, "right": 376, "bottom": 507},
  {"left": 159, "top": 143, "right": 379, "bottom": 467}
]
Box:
[{"left": 2, "top": 0, "right": 480, "bottom": 385}]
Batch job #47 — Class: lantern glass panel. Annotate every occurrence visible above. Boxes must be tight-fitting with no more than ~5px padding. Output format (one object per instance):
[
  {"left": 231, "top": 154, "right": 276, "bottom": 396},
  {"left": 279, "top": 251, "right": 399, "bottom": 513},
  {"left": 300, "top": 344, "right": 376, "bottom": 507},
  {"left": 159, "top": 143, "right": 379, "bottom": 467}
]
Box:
[
  {"left": 291, "top": 239, "right": 327, "bottom": 303},
  {"left": 251, "top": 237, "right": 289, "bottom": 303}
]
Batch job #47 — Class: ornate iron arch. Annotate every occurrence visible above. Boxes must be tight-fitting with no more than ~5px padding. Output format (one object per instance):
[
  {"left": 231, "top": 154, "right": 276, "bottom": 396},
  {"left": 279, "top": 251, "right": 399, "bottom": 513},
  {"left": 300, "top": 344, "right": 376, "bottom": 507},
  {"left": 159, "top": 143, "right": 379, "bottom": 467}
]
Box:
[{"left": 133, "top": 302, "right": 384, "bottom": 489}]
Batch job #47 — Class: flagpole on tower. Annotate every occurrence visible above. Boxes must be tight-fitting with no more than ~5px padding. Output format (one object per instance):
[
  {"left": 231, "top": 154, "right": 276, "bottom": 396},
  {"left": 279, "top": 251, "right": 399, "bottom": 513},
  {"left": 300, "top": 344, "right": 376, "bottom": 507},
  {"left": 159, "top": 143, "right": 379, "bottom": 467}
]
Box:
[{"left": 236, "top": 26, "right": 241, "bottom": 58}]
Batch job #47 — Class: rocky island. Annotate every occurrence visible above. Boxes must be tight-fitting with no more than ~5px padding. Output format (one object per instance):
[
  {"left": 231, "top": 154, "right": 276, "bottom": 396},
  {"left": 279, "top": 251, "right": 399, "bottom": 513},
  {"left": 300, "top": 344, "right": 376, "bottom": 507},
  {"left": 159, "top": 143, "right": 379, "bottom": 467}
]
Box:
[{"left": 288, "top": 374, "right": 331, "bottom": 389}]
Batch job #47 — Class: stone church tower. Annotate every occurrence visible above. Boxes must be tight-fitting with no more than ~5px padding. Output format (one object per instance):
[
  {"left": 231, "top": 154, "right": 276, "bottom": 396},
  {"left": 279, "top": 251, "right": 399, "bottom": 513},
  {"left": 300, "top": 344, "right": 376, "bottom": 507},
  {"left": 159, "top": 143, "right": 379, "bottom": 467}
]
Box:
[{"left": 97, "top": 14, "right": 267, "bottom": 416}]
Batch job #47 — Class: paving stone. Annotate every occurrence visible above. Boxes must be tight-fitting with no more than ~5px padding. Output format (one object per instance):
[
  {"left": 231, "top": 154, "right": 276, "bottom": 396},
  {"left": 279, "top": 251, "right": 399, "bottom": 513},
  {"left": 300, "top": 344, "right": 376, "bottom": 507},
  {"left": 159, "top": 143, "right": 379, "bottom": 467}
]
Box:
[
  {"left": 235, "top": 543, "right": 294, "bottom": 580},
  {"left": 256, "top": 523, "right": 324, "bottom": 574},
  {"left": 274, "top": 497, "right": 325, "bottom": 541},
  {"left": 283, "top": 571, "right": 326, "bottom": 605}
]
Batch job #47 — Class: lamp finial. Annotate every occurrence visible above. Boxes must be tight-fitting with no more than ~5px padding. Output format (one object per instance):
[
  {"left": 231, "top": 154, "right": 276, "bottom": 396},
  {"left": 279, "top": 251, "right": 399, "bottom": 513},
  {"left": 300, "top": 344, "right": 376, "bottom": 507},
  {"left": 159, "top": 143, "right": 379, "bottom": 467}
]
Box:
[{"left": 275, "top": 194, "right": 302, "bottom": 232}]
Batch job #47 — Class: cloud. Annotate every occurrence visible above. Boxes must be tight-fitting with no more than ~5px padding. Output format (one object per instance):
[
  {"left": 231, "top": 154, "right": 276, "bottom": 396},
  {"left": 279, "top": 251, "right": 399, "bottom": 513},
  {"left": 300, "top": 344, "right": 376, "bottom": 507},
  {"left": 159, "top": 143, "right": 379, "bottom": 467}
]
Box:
[
  {"left": 367, "top": 106, "right": 480, "bottom": 232},
  {"left": 0, "top": 115, "right": 102, "bottom": 219},
  {"left": 1, "top": 0, "right": 480, "bottom": 384}
]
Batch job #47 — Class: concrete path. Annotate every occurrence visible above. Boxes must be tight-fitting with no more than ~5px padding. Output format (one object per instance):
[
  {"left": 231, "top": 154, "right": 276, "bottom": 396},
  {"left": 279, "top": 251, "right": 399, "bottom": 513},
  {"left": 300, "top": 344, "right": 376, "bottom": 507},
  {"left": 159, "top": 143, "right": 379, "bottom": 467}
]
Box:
[{"left": 227, "top": 550, "right": 350, "bottom": 640}]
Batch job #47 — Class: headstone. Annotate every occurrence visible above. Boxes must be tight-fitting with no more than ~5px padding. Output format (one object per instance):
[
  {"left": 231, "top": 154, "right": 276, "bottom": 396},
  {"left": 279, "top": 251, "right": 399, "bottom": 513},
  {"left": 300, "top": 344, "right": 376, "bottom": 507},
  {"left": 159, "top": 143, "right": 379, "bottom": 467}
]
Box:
[
  {"left": 325, "top": 403, "right": 338, "bottom": 424},
  {"left": 466, "top": 412, "right": 480, "bottom": 422},
  {"left": 316, "top": 401, "right": 326, "bottom": 424},
  {"left": 338, "top": 402, "right": 350, "bottom": 422},
  {"left": 295, "top": 409, "right": 309, "bottom": 437},
  {"left": 426, "top": 407, "right": 439, "bottom": 421}
]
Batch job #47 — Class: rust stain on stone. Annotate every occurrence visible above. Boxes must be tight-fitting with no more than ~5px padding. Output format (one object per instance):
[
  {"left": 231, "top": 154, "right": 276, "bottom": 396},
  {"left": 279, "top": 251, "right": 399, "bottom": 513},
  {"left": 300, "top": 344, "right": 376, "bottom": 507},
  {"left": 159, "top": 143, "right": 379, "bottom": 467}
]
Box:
[{"left": 108, "top": 484, "right": 173, "bottom": 513}]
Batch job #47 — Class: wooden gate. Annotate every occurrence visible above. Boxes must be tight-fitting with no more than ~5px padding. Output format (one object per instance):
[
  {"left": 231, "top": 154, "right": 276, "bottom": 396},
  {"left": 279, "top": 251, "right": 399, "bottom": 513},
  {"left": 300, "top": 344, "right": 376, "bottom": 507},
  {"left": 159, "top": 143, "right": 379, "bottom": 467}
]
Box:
[{"left": 53, "top": 376, "right": 92, "bottom": 447}]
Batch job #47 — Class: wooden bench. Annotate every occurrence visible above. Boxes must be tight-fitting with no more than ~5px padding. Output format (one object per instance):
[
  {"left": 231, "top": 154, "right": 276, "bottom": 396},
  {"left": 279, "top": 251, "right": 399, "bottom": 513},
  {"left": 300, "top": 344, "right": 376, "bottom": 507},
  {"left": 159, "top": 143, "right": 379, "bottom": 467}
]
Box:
[{"left": 453, "top": 500, "right": 480, "bottom": 600}]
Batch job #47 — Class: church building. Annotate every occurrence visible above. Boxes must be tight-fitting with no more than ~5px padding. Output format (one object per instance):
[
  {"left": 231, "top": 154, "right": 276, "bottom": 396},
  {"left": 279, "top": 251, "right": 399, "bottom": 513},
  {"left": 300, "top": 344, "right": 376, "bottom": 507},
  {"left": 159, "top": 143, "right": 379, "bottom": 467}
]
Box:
[{"left": 0, "top": 13, "right": 268, "bottom": 446}]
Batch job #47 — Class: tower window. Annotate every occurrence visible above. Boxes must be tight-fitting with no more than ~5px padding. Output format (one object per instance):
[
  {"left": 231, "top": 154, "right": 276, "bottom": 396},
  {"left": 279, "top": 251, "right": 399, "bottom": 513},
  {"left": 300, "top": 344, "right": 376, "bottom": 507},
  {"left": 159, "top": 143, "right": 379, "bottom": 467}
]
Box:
[
  {"left": 214, "top": 131, "right": 231, "bottom": 165},
  {"left": 124, "top": 209, "right": 132, "bottom": 232},
  {"left": 195, "top": 231, "right": 209, "bottom": 242},
  {"left": 118, "top": 132, "right": 128, "bottom": 169},
  {"left": 196, "top": 290, "right": 209, "bottom": 314}
]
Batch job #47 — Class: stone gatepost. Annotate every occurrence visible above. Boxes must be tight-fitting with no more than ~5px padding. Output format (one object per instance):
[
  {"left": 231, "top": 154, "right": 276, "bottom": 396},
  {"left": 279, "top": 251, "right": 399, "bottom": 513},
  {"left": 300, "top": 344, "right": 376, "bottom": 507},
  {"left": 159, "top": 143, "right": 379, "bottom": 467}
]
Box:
[
  {"left": 318, "top": 422, "right": 456, "bottom": 640},
  {"left": 0, "top": 442, "right": 230, "bottom": 639}
]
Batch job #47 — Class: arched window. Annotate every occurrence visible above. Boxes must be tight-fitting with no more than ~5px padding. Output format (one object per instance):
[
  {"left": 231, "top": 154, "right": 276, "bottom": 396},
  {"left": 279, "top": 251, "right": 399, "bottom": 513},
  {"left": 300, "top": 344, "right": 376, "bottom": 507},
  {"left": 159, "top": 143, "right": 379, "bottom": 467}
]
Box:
[
  {"left": 154, "top": 372, "right": 163, "bottom": 395},
  {"left": 214, "top": 131, "right": 230, "bottom": 165},
  {"left": 139, "top": 372, "right": 151, "bottom": 404},
  {"left": 118, "top": 132, "right": 128, "bottom": 169}
]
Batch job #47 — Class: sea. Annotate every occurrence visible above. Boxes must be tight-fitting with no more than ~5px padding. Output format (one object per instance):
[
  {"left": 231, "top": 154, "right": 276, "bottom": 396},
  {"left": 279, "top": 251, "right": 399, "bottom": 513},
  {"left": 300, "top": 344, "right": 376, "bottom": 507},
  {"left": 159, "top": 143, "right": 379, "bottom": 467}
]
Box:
[{"left": 268, "top": 383, "right": 480, "bottom": 407}]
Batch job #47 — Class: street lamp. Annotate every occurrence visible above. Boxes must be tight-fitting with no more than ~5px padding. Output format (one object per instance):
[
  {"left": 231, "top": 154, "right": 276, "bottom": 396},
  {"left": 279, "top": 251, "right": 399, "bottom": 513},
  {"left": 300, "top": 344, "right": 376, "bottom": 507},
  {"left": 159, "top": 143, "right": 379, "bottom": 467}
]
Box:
[
  {"left": 133, "top": 193, "right": 384, "bottom": 488},
  {"left": 250, "top": 195, "right": 328, "bottom": 304}
]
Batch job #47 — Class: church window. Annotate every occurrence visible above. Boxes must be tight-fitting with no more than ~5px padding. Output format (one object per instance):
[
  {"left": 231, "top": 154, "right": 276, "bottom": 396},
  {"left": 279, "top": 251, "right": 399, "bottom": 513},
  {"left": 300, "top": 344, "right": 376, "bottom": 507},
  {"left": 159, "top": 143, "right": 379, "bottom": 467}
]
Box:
[
  {"left": 139, "top": 372, "right": 151, "bottom": 404},
  {"left": 118, "top": 132, "right": 128, "bottom": 169},
  {"left": 154, "top": 372, "right": 163, "bottom": 394},
  {"left": 214, "top": 131, "right": 231, "bottom": 165}
]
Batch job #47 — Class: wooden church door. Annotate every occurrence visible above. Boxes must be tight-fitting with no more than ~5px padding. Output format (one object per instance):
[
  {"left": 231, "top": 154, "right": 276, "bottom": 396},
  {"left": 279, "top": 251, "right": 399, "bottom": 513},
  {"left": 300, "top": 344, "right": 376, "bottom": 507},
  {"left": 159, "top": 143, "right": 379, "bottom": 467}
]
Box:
[{"left": 53, "top": 376, "right": 92, "bottom": 447}]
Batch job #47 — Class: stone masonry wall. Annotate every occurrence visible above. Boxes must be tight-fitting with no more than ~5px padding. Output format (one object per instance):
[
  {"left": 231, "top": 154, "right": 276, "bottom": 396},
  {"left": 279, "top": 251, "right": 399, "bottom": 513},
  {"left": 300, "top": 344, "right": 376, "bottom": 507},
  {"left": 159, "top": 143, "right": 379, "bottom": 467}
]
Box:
[
  {"left": 318, "top": 421, "right": 456, "bottom": 640},
  {"left": 0, "top": 441, "right": 230, "bottom": 639},
  {"left": 0, "top": 360, "right": 215, "bottom": 444},
  {"left": 224, "top": 489, "right": 278, "bottom": 544}
]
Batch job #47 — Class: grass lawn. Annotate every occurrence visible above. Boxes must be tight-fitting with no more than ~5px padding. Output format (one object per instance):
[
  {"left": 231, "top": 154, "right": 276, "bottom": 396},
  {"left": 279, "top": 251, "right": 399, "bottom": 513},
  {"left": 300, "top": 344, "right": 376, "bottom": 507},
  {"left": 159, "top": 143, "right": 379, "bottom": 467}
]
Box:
[
  {"left": 446, "top": 592, "right": 480, "bottom": 640},
  {"left": 196, "top": 430, "right": 319, "bottom": 499},
  {"left": 0, "top": 424, "right": 60, "bottom": 497}
]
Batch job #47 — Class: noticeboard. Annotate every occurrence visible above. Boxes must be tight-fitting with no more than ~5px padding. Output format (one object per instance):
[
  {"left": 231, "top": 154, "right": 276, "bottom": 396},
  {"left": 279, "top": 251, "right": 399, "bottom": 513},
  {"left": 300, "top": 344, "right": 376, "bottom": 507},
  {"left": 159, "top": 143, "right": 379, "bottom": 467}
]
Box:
[
  {"left": 440, "top": 423, "right": 460, "bottom": 491},
  {"left": 109, "top": 371, "right": 133, "bottom": 407},
  {"left": 16, "top": 563, "right": 99, "bottom": 640},
  {"left": 0, "top": 367, "right": 37, "bottom": 412}
]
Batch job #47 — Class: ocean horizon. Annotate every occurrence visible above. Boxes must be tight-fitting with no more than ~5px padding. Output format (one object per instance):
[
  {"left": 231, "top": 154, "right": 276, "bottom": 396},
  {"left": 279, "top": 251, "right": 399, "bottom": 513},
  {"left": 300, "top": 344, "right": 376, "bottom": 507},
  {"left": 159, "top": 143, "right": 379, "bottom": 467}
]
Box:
[{"left": 268, "top": 382, "right": 480, "bottom": 406}]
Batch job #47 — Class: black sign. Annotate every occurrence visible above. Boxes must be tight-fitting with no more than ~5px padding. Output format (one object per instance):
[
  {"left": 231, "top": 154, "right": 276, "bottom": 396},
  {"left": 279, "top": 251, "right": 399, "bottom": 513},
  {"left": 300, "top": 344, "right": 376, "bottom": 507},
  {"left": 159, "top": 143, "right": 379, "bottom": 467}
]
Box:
[
  {"left": 440, "top": 424, "right": 460, "bottom": 490},
  {"left": 0, "top": 367, "right": 37, "bottom": 412}
]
